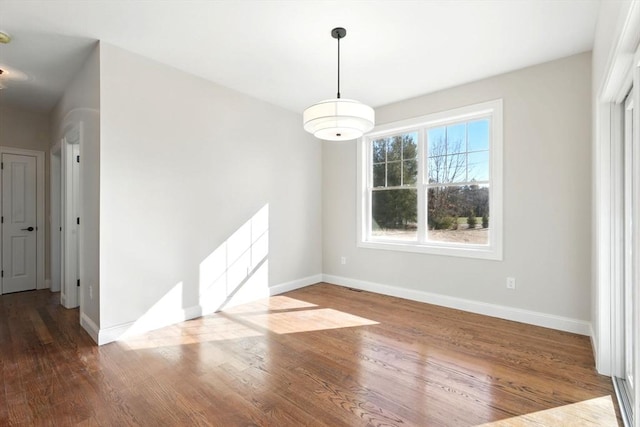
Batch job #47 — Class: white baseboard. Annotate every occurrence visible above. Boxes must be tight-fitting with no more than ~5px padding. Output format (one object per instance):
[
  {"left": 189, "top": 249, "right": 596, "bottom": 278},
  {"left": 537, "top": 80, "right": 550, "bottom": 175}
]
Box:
[
  {"left": 80, "top": 312, "right": 99, "bottom": 343},
  {"left": 590, "top": 323, "right": 599, "bottom": 370},
  {"left": 96, "top": 273, "right": 323, "bottom": 345},
  {"left": 44, "top": 279, "right": 51, "bottom": 289},
  {"left": 94, "top": 272, "right": 589, "bottom": 345},
  {"left": 98, "top": 305, "right": 195, "bottom": 345},
  {"left": 269, "top": 274, "right": 323, "bottom": 296},
  {"left": 591, "top": 323, "right": 612, "bottom": 376},
  {"left": 322, "top": 274, "right": 591, "bottom": 336}
]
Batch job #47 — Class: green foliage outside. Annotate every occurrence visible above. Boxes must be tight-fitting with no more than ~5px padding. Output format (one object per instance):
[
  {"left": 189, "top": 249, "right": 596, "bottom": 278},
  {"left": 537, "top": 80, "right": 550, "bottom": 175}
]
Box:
[
  {"left": 451, "top": 215, "right": 459, "bottom": 230},
  {"left": 372, "top": 134, "right": 418, "bottom": 230},
  {"left": 372, "top": 189, "right": 417, "bottom": 230},
  {"left": 429, "top": 215, "right": 455, "bottom": 230},
  {"left": 427, "top": 185, "right": 489, "bottom": 230},
  {"left": 482, "top": 214, "right": 489, "bottom": 229},
  {"left": 467, "top": 209, "right": 477, "bottom": 229}
]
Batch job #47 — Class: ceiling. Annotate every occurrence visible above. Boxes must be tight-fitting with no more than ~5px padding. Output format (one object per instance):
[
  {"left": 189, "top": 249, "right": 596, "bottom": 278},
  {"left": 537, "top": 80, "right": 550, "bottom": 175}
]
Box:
[{"left": 0, "top": 0, "right": 600, "bottom": 114}]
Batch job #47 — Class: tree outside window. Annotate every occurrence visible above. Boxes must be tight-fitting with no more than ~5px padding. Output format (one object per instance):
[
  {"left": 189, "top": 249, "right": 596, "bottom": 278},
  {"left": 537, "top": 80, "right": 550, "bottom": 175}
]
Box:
[{"left": 371, "top": 133, "right": 418, "bottom": 241}]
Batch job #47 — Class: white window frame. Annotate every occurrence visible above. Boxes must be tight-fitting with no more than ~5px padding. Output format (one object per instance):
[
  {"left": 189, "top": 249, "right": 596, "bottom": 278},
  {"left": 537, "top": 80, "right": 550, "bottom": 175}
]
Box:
[{"left": 357, "top": 99, "right": 503, "bottom": 260}]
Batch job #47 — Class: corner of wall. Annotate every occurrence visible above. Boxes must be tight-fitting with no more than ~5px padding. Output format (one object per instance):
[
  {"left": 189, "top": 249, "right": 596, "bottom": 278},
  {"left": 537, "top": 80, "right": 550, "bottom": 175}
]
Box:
[{"left": 80, "top": 312, "right": 100, "bottom": 344}]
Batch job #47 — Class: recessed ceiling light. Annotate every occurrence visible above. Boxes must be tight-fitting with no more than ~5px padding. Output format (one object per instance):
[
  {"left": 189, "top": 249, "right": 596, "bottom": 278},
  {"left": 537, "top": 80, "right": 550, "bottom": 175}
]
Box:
[{"left": 0, "top": 31, "right": 11, "bottom": 44}]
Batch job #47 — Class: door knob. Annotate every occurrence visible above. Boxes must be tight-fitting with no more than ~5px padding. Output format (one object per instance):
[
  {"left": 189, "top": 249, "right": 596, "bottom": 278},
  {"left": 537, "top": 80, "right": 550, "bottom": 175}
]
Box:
[{"left": 21, "top": 227, "right": 34, "bottom": 231}]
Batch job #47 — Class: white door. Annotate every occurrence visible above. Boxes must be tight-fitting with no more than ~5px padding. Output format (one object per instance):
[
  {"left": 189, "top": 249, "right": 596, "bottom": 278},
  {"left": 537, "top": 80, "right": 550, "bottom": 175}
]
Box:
[{"left": 1, "top": 153, "right": 37, "bottom": 293}]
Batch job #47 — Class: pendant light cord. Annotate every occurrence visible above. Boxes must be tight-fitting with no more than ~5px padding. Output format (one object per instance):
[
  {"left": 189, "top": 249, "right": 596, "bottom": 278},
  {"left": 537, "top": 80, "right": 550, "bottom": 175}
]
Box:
[{"left": 337, "top": 34, "right": 341, "bottom": 99}]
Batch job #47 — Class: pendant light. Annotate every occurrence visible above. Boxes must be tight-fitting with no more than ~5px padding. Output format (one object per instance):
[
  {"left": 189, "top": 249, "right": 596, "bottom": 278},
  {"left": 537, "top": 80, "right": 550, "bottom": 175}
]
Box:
[{"left": 303, "top": 27, "right": 375, "bottom": 141}]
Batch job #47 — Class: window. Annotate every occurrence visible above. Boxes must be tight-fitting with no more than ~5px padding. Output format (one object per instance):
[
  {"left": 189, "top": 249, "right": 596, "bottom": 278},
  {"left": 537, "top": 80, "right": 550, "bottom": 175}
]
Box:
[{"left": 358, "top": 99, "right": 503, "bottom": 260}]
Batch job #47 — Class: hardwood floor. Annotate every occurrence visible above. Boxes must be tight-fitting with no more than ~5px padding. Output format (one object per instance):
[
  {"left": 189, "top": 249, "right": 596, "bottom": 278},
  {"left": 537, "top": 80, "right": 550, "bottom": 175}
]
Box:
[{"left": 0, "top": 283, "right": 619, "bottom": 426}]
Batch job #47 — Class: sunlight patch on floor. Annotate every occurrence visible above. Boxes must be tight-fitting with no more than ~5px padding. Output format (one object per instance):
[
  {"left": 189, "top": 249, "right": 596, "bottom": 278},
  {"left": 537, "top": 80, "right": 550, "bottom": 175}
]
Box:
[
  {"left": 121, "top": 296, "right": 377, "bottom": 350},
  {"left": 477, "top": 396, "right": 618, "bottom": 427},
  {"left": 223, "top": 295, "right": 318, "bottom": 314},
  {"left": 121, "top": 315, "right": 263, "bottom": 349},
  {"left": 241, "top": 307, "right": 378, "bottom": 334}
]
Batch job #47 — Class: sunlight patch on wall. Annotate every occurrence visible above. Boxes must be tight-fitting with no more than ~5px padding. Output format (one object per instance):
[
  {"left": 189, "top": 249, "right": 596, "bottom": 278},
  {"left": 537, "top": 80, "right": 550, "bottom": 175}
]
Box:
[
  {"left": 118, "top": 281, "right": 185, "bottom": 340},
  {"left": 199, "top": 204, "right": 270, "bottom": 314},
  {"left": 110, "top": 205, "right": 272, "bottom": 344}
]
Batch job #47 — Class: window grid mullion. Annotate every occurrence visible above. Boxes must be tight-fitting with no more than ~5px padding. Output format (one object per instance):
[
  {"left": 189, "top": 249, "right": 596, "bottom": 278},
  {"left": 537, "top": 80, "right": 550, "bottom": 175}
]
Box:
[
  {"left": 465, "top": 123, "right": 469, "bottom": 182},
  {"left": 425, "top": 180, "right": 490, "bottom": 189},
  {"left": 367, "top": 139, "right": 373, "bottom": 240},
  {"left": 400, "top": 137, "right": 404, "bottom": 187},
  {"left": 418, "top": 128, "right": 426, "bottom": 244},
  {"left": 384, "top": 139, "right": 388, "bottom": 188}
]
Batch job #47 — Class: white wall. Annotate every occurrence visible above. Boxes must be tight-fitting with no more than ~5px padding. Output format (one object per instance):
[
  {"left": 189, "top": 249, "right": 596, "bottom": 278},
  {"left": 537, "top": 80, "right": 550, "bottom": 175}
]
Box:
[
  {"left": 323, "top": 52, "right": 592, "bottom": 330},
  {"left": 0, "top": 105, "right": 50, "bottom": 151},
  {"left": 98, "top": 43, "right": 322, "bottom": 339},
  {"left": 0, "top": 104, "right": 51, "bottom": 284},
  {"left": 51, "top": 44, "right": 100, "bottom": 335}
]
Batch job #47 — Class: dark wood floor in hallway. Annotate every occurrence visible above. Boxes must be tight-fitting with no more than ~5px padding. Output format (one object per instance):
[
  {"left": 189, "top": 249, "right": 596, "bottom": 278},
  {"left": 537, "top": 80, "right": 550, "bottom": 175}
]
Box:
[{"left": 0, "top": 283, "right": 618, "bottom": 426}]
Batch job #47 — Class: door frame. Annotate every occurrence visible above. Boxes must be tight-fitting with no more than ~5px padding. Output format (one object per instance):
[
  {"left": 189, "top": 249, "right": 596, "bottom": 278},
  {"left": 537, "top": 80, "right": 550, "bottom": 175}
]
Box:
[
  {"left": 594, "top": 0, "right": 640, "bottom": 374},
  {"left": 50, "top": 143, "right": 61, "bottom": 293},
  {"left": 597, "top": 10, "right": 640, "bottom": 425},
  {"left": 0, "top": 146, "right": 45, "bottom": 294},
  {"left": 632, "top": 50, "right": 640, "bottom": 427},
  {"left": 53, "top": 122, "right": 82, "bottom": 309},
  {"left": 63, "top": 130, "right": 80, "bottom": 309}
]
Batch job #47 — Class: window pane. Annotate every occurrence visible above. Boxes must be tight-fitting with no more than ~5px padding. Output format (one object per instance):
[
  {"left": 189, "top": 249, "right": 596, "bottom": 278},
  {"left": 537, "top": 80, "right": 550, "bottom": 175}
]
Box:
[
  {"left": 387, "top": 162, "right": 402, "bottom": 186},
  {"left": 468, "top": 151, "right": 489, "bottom": 182},
  {"left": 372, "top": 138, "right": 387, "bottom": 163},
  {"left": 403, "top": 160, "right": 417, "bottom": 186},
  {"left": 428, "top": 154, "right": 466, "bottom": 183},
  {"left": 468, "top": 119, "right": 489, "bottom": 152},
  {"left": 427, "top": 185, "right": 489, "bottom": 245},
  {"left": 373, "top": 163, "right": 386, "bottom": 187},
  {"left": 372, "top": 189, "right": 417, "bottom": 241},
  {"left": 387, "top": 136, "right": 402, "bottom": 161},
  {"left": 446, "top": 123, "right": 466, "bottom": 154},
  {"left": 373, "top": 133, "right": 417, "bottom": 188},
  {"left": 427, "top": 127, "right": 446, "bottom": 157}
]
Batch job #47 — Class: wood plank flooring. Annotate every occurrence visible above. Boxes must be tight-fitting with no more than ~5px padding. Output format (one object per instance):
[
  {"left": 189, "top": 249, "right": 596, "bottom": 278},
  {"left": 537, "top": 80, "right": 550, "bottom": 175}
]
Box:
[{"left": 0, "top": 283, "right": 619, "bottom": 426}]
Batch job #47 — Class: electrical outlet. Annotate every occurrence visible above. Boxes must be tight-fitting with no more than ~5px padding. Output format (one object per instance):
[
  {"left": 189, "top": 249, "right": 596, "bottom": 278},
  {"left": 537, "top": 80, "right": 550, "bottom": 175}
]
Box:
[
  {"left": 506, "top": 277, "right": 516, "bottom": 290},
  {"left": 341, "top": 256, "right": 346, "bottom": 265},
  {"left": 89, "top": 285, "right": 93, "bottom": 299}
]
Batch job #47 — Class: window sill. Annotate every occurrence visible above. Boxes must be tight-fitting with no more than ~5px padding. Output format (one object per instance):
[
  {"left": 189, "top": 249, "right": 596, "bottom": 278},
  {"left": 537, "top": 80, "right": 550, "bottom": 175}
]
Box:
[{"left": 358, "top": 239, "right": 503, "bottom": 260}]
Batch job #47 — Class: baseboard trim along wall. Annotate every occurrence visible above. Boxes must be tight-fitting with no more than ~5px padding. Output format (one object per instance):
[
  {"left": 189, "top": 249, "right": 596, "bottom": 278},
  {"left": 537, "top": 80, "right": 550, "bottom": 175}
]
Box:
[
  {"left": 322, "top": 274, "right": 592, "bottom": 336},
  {"left": 80, "top": 312, "right": 100, "bottom": 343},
  {"left": 590, "top": 324, "right": 599, "bottom": 369},
  {"left": 92, "top": 272, "right": 589, "bottom": 345},
  {"left": 268, "top": 274, "right": 323, "bottom": 296},
  {"left": 96, "top": 273, "right": 323, "bottom": 345}
]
